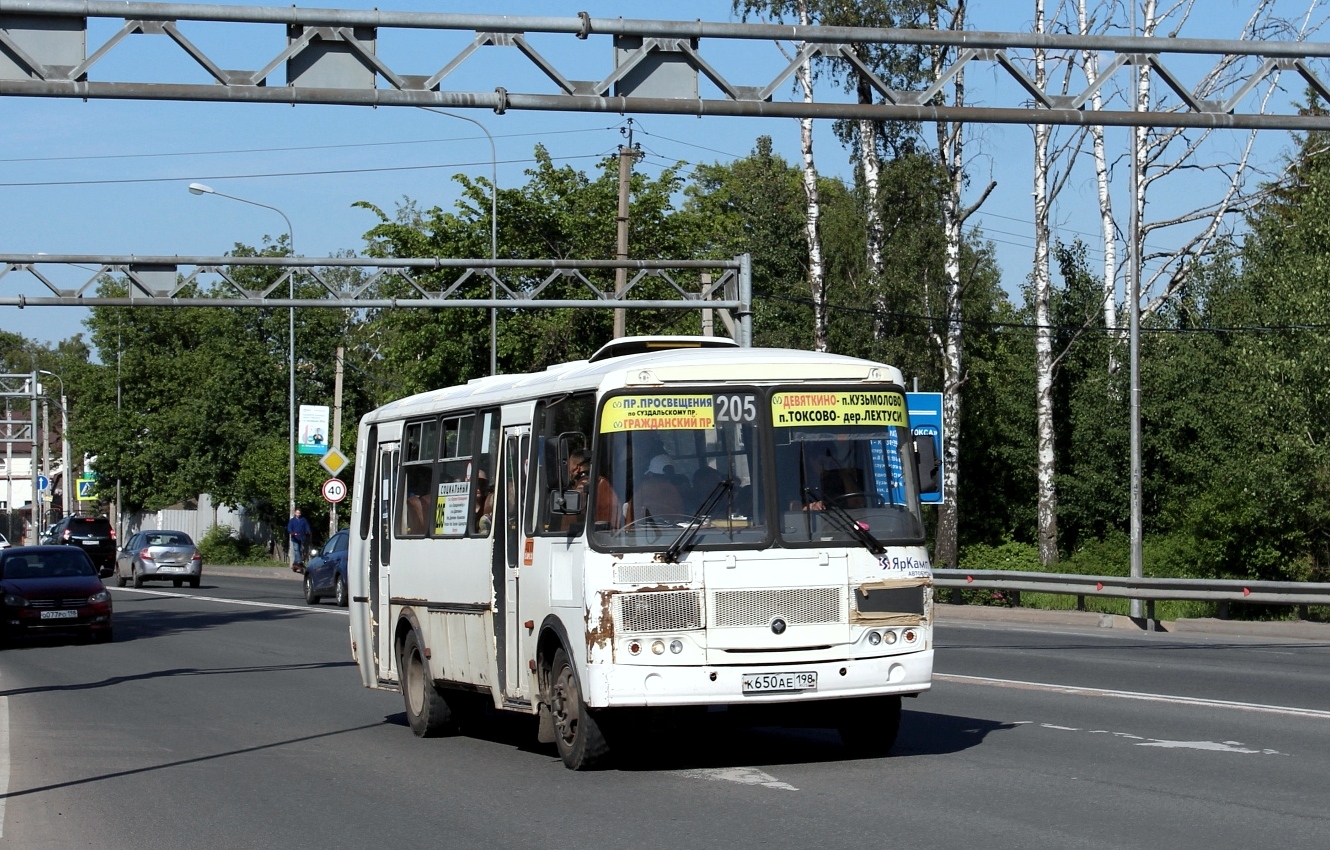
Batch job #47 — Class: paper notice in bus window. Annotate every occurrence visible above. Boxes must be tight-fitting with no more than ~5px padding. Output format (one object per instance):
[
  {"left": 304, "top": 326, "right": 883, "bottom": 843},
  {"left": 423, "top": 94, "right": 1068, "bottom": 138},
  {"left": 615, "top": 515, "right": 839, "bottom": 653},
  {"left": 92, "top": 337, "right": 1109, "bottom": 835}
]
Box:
[
  {"left": 600, "top": 394, "right": 716, "bottom": 432},
  {"left": 771, "top": 391, "right": 907, "bottom": 428},
  {"left": 434, "top": 481, "right": 471, "bottom": 535}
]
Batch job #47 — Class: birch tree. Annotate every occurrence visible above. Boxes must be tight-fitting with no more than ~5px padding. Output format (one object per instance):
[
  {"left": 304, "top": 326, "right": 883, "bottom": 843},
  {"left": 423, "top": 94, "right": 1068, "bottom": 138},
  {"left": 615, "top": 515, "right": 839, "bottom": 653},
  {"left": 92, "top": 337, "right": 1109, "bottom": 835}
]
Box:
[{"left": 929, "top": 0, "right": 997, "bottom": 570}]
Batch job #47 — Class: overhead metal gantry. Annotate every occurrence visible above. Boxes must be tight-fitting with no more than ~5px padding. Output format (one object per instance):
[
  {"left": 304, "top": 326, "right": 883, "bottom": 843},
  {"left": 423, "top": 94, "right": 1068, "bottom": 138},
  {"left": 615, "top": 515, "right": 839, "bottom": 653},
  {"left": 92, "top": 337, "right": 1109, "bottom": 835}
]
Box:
[
  {"left": 2, "top": 0, "right": 1330, "bottom": 130},
  {"left": 0, "top": 254, "right": 755, "bottom": 344}
]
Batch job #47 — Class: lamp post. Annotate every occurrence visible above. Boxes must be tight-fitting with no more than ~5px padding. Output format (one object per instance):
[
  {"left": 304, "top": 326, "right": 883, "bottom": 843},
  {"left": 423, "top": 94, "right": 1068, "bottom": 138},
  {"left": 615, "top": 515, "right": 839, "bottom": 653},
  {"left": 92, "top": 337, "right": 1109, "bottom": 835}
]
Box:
[
  {"left": 37, "top": 370, "right": 69, "bottom": 518},
  {"left": 188, "top": 182, "right": 297, "bottom": 551},
  {"left": 420, "top": 108, "right": 499, "bottom": 375}
]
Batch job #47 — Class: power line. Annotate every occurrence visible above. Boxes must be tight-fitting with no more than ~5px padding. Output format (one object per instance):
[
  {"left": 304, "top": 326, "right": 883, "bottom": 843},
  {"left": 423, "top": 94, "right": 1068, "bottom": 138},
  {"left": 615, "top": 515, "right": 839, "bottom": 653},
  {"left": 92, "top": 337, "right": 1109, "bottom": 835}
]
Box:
[
  {"left": 0, "top": 153, "right": 604, "bottom": 188},
  {"left": 0, "top": 125, "right": 619, "bottom": 165}
]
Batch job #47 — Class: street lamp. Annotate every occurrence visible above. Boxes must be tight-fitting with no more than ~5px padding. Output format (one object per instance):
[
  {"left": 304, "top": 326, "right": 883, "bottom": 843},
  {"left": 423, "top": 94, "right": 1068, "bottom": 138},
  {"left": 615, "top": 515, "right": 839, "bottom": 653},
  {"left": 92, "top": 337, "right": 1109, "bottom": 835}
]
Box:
[
  {"left": 37, "top": 370, "right": 70, "bottom": 518},
  {"left": 419, "top": 108, "right": 499, "bottom": 375},
  {"left": 188, "top": 182, "right": 297, "bottom": 553}
]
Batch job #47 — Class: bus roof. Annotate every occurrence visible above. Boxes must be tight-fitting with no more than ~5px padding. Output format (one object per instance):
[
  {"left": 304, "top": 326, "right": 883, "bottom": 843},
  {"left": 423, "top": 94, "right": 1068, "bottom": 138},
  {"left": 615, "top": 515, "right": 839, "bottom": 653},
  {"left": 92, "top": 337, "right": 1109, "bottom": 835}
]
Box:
[{"left": 363, "top": 338, "right": 905, "bottom": 424}]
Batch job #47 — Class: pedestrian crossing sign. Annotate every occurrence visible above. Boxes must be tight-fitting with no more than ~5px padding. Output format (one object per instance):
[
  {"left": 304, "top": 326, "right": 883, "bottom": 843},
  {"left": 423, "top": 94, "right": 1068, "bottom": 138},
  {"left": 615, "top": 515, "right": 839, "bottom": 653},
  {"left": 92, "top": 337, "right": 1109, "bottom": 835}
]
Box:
[{"left": 77, "top": 477, "right": 96, "bottom": 502}]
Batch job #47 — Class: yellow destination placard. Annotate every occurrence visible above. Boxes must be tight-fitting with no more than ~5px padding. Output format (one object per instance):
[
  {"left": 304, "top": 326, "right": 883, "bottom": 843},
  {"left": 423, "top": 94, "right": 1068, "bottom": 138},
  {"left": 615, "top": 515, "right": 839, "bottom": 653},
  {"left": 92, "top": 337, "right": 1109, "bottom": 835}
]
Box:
[
  {"left": 601, "top": 394, "right": 715, "bottom": 432},
  {"left": 772, "top": 390, "right": 907, "bottom": 427}
]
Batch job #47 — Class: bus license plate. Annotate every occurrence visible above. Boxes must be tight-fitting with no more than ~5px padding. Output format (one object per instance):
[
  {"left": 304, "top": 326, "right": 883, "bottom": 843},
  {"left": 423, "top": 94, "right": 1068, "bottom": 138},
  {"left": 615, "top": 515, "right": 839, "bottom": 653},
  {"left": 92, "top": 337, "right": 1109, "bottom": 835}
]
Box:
[
  {"left": 742, "top": 671, "right": 817, "bottom": 694},
  {"left": 40, "top": 609, "right": 78, "bottom": 620}
]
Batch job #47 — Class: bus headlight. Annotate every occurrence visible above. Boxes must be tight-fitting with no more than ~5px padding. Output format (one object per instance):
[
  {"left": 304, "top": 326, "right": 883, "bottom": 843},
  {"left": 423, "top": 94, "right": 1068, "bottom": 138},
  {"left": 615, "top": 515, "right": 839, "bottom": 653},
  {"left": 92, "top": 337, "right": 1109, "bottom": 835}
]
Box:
[
  {"left": 669, "top": 639, "right": 684, "bottom": 654},
  {"left": 866, "top": 630, "right": 882, "bottom": 646},
  {"left": 883, "top": 630, "right": 898, "bottom": 645},
  {"left": 651, "top": 640, "right": 666, "bottom": 655},
  {"left": 628, "top": 640, "right": 642, "bottom": 656}
]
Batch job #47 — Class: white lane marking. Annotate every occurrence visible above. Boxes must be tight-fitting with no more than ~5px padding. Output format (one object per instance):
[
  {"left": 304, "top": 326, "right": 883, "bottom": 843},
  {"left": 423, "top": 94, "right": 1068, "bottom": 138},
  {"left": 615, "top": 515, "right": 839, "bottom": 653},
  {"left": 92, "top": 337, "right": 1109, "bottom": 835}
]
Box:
[
  {"left": 0, "top": 696, "right": 8, "bottom": 837},
  {"left": 112, "top": 587, "right": 348, "bottom": 616},
  {"left": 936, "top": 673, "right": 1330, "bottom": 720},
  {"left": 1136, "top": 739, "right": 1275, "bottom": 754},
  {"left": 677, "top": 766, "right": 798, "bottom": 791}
]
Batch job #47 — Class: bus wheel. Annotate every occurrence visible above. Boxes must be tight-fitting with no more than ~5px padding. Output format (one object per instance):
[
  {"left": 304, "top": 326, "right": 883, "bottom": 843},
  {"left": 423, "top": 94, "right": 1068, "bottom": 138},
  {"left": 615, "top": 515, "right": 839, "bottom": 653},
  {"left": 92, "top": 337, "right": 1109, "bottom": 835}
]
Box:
[
  {"left": 401, "top": 631, "right": 452, "bottom": 737},
  {"left": 548, "top": 647, "right": 611, "bottom": 770},
  {"left": 836, "top": 694, "right": 902, "bottom": 757}
]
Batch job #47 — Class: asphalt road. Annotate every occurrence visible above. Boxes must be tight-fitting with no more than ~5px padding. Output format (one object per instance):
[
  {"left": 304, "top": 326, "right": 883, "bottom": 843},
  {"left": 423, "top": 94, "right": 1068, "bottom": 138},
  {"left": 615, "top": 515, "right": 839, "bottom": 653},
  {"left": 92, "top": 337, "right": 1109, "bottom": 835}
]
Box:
[{"left": 1, "top": 576, "right": 1327, "bottom": 849}]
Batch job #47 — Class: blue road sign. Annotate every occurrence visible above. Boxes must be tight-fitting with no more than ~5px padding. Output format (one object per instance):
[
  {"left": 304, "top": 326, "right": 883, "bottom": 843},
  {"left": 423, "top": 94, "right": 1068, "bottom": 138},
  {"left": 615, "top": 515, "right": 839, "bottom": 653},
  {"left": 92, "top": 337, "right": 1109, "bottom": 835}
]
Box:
[
  {"left": 37, "top": 475, "right": 48, "bottom": 492},
  {"left": 906, "top": 392, "right": 944, "bottom": 505}
]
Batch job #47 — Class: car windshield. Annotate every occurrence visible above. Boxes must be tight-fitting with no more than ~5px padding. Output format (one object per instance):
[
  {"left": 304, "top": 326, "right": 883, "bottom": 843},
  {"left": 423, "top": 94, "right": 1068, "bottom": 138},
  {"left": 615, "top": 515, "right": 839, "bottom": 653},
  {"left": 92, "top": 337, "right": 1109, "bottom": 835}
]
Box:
[
  {"left": 590, "top": 390, "right": 767, "bottom": 551},
  {"left": 773, "top": 388, "right": 925, "bottom": 546},
  {"left": 2, "top": 550, "right": 97, "bottom": 579}
]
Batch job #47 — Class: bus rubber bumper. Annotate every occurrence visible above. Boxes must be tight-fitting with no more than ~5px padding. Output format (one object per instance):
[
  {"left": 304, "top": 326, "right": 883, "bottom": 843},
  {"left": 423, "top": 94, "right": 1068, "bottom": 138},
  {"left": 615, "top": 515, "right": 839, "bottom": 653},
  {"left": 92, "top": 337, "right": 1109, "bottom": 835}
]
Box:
[{"left": 585, "top": 649, "right": 934, "bottom": 708}]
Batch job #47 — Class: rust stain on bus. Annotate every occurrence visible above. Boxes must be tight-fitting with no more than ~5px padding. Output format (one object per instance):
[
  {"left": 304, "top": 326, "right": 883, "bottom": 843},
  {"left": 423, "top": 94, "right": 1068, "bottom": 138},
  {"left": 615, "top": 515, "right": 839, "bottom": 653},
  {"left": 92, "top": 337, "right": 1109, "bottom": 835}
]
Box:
[{"left": 586, "top": 591, "right": 615, "bottom": 651}]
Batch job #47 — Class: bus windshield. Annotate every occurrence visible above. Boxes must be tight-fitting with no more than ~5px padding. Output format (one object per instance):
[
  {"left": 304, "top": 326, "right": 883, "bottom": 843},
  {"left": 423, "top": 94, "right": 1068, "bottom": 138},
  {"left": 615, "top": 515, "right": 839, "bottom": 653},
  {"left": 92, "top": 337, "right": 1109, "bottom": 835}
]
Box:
[
  {"left": 590, "top": 390, "right": 767, "bottom": 551},
  {"left": 588, "top": 386, "right": 924, "bottom": 552},
  {"left": 772, "top": 388, "right": 925, "bottom": 547}
]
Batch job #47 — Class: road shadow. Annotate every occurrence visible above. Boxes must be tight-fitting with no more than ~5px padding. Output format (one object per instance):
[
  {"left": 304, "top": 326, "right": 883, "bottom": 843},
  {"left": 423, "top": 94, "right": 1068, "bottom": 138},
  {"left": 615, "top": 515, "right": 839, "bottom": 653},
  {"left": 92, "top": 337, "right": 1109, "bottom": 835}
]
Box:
[
  {"left": 382, "top": 701, "right": 1019, "bottom": 770},
  {"left": 0, "top": 658, "right": 358, "bottom": 698}
]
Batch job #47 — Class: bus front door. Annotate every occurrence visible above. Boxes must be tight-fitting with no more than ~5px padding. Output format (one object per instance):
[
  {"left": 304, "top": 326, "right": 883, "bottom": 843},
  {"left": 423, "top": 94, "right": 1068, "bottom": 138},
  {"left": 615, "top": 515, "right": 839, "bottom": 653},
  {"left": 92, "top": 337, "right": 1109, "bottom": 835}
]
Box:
[{"left": 498, "top": 427, "right": 530, "bottom": 701}]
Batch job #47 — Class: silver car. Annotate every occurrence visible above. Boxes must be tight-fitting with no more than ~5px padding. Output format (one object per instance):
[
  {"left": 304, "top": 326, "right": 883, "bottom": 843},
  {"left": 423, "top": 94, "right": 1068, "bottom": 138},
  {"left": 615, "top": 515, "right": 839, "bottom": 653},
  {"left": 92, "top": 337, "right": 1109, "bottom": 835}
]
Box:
[{"left": 115, "top": 530, "right": 202, "bottom": 588}]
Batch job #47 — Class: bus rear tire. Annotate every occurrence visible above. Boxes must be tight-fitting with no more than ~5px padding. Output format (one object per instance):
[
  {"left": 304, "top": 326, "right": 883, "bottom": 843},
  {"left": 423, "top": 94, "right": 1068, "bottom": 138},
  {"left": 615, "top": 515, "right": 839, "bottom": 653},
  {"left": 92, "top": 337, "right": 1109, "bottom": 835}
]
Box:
[
  {"left": 401, "top": 630, "right": 452, "bottom": 737},
  {"left": 549, "top": 647, "right": 611, "bottom": 770},
  {"left": 836, "top": 694, "right": 902, "bottom": 757}
]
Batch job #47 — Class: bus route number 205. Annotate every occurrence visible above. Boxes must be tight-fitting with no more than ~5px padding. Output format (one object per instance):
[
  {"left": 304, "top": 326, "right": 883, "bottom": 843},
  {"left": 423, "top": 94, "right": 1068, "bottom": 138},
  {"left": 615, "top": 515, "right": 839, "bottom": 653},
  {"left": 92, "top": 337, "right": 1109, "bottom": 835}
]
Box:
[{"left": 715, "top": 394, "right": 757, "bottom": 423}]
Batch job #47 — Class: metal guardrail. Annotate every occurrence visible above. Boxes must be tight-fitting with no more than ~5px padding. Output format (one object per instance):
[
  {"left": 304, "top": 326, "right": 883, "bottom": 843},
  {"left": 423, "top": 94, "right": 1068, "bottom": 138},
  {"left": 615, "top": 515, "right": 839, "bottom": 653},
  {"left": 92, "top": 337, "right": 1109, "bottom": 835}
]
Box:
[{"left": 933, "top": 569, "right": 1330, "bottom": 607}]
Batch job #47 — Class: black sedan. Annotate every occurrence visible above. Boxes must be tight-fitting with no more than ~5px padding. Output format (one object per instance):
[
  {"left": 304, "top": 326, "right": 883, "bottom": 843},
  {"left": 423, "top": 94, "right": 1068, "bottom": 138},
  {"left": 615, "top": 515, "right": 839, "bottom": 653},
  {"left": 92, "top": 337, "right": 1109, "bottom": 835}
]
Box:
[{"left": 0, "top": 546, "right": 113, "bottom": 644}]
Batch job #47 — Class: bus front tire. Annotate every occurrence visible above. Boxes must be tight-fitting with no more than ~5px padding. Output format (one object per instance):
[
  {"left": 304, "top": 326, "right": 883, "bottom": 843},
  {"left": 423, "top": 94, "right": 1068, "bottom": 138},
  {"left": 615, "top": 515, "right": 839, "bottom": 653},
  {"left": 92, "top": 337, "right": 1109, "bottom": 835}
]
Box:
[
  {"left": 401, "top": 631, "right": 452, "bottom": 737},
  {"left": 548, "top": 647, "right": 611, "bottom": 770},
  {"left": 836, "top": 694, "right": 902, "bottom": 757}
]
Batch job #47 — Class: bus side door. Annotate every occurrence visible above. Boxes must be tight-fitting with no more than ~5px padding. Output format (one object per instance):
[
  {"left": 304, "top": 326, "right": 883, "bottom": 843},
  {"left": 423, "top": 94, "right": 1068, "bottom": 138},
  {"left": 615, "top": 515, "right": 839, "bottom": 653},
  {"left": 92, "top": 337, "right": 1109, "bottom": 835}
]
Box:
[
  {"left": 376, "top": 442, "right": 399, "bottom": 683},
  {"left": 498, "top": 426, "right": 530, "bottom": 700}
]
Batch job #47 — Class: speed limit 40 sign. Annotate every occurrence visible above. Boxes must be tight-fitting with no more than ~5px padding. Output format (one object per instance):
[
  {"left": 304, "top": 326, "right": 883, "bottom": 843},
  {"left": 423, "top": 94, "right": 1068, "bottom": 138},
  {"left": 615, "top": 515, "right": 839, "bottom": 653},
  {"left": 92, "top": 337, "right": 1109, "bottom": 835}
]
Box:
[{"left": 321, "top": 478, "right": 348, "bottom": 504}]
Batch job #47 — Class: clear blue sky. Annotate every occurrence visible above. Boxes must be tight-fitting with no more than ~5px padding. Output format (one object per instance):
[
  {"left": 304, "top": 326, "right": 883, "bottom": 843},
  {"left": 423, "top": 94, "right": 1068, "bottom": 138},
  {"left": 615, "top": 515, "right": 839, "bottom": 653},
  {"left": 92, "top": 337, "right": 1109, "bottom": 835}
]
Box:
[{"left": 0, "top": 1, "right": 1304, "bottom": 347}]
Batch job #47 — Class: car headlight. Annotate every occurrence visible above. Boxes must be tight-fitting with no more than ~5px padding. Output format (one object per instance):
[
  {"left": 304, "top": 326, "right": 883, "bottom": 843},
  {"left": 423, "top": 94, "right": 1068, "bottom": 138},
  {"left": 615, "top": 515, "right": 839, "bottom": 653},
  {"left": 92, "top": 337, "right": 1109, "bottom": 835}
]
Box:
[
  {"left": 89, "top": 590, "right": 111, "bottom": 604},
  {"left": 3, "top": 593, "right": 30, "bottom": 608}
]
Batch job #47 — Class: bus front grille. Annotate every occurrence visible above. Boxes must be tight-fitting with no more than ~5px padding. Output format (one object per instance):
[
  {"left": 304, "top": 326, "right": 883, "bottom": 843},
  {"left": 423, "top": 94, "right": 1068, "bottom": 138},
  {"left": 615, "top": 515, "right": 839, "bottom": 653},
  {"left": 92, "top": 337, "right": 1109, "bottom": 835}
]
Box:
[
  {"left": 614, "top": 591, "right": 704, "bottom": 633},
  {"left": 712, "top": 587, "right": 842, "bottom": 627}
]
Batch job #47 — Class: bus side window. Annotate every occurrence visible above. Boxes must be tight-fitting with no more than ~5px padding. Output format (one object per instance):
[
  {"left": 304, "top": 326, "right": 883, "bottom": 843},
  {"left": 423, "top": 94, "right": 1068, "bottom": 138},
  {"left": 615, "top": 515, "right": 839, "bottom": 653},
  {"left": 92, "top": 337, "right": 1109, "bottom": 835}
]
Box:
[
  {"left": 471, "top": 411, "right": 501, "bottom": 536},
  {"left": 534, "top": 393, "right": 595, "bottom": 535},
  {"left": 397, "top": 418, "right": 438, "bottom": 537}
]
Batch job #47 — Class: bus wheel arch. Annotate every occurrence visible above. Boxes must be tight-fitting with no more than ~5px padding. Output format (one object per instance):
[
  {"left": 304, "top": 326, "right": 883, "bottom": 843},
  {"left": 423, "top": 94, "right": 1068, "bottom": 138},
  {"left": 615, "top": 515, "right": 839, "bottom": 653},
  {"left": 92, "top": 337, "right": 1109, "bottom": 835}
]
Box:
[{"left": 394, "top": 610, "right": 454, "bottom": 737}]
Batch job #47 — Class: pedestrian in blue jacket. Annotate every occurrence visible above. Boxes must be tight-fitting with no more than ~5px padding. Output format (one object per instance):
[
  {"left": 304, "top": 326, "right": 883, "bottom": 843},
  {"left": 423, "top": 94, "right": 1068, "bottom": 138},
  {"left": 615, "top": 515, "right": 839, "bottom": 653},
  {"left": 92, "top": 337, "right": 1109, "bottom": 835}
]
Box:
[{"left": 287, "top": 508, "right": 313, "bottom": 571}]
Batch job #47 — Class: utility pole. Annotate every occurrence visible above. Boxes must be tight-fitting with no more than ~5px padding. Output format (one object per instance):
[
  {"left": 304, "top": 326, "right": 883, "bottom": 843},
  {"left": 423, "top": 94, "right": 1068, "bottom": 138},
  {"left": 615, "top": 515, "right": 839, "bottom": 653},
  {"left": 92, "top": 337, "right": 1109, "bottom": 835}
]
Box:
[
  {"left": 613, "top": 119, "right": 640, "bottom": 339},
  {"left": 330, "top": 345, "right": 344, "bottom": 537},
  {"left": 40, "top": 385, "right": 50, "bottom": 525}
]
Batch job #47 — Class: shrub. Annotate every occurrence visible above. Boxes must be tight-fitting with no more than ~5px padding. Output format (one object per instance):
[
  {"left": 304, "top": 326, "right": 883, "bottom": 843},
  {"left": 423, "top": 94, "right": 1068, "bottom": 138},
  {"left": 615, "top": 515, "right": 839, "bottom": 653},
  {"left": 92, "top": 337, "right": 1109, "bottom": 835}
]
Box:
[{"left": 198, "top": 524, "right": 260, "bottom": 565}]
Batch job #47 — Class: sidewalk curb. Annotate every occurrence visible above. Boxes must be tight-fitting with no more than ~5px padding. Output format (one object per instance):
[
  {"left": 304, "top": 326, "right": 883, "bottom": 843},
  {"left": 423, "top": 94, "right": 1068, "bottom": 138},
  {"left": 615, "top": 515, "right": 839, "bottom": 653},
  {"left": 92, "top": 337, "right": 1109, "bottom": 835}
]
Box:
[{"left": 934, "top": 601, "right": 1330, "bottom": 642}]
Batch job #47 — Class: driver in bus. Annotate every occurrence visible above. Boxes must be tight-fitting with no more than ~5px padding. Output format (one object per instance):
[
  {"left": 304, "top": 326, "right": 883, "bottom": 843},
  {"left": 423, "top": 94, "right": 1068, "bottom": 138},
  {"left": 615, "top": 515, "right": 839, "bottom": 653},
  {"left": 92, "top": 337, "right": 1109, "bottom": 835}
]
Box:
[{"left": 568, "top": 449, "right": 621, "bottom": 529}]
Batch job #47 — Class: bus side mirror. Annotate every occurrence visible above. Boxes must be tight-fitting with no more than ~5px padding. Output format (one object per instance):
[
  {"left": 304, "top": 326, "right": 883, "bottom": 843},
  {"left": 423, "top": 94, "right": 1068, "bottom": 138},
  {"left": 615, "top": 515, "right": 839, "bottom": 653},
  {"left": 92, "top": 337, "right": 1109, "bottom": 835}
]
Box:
[
  {"left": 914, "top": 434, "right": 940, "bottom": 494},
  {"left": 549, "top": 488, "right": 583, "bottom": 515}
]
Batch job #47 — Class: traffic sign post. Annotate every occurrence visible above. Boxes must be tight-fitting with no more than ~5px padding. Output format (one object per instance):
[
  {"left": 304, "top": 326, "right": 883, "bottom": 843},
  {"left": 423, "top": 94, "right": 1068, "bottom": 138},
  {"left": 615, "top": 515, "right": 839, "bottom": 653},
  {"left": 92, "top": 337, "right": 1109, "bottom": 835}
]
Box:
[{"left": 321, "top": 478, "right": 348, "bottom": 504}]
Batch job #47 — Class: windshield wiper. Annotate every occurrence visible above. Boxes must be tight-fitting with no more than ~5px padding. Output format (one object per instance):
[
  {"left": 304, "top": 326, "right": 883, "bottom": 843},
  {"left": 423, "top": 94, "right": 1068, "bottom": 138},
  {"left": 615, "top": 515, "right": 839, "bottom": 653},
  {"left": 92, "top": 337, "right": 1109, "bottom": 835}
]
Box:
[
  {"left": 661, "top": 477, "right": 734, "bottom": 563},
  {"left": 803, "top": 487, "right": 886, "bottom": 555}
]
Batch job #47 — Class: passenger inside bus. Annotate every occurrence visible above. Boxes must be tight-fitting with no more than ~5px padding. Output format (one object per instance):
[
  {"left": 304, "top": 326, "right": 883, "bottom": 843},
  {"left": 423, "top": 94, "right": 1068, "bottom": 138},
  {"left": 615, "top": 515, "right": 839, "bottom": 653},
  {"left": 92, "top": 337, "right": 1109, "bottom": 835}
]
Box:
[
  {"left": 474, "top": 471, "right": 494, "bottom": 535},
  {"left": 626, "top": 453, "right": 684, "bottom": 523}
]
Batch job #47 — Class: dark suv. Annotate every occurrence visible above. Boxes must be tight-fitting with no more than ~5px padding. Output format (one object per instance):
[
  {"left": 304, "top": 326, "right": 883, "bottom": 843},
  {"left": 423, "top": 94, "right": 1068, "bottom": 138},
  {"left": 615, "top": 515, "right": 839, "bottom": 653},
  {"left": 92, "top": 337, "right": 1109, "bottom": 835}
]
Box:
[{"left": 47, "top": 515, "right": 117, "bottom": 577}]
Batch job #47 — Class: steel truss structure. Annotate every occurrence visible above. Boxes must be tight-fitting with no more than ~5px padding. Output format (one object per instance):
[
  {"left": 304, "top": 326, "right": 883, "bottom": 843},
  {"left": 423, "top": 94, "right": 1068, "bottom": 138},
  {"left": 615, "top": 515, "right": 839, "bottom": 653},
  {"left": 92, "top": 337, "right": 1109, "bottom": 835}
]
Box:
[
  {"left": 2, "top": 0, "right": 1330, "bottom": 130},
  {"left": 0, "top": 254, "right": 755, "bottom": 344}
]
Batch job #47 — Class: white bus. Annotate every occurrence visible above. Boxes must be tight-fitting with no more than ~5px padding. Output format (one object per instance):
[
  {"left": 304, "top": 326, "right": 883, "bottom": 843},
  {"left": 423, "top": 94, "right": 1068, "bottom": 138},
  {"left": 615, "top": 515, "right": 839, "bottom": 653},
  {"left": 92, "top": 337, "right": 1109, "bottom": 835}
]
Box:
[{"left": 347, "top": 336, "right": 936, "bottom": 769}]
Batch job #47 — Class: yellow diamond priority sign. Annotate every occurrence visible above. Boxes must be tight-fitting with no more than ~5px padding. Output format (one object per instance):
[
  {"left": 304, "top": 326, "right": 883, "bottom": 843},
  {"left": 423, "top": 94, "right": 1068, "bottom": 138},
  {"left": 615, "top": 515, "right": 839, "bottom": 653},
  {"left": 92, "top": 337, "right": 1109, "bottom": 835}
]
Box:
[{"left": 319, "top": 447, "right": 349, "bottom": 476}]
